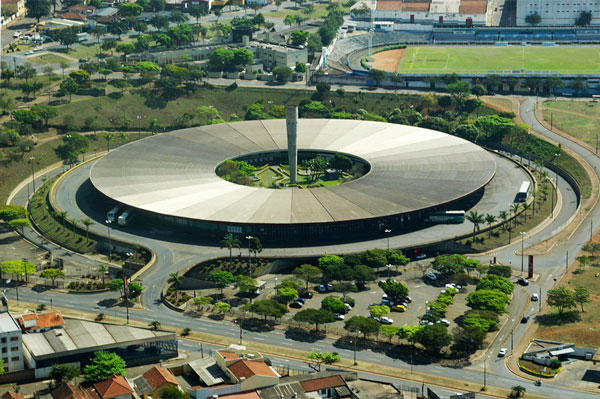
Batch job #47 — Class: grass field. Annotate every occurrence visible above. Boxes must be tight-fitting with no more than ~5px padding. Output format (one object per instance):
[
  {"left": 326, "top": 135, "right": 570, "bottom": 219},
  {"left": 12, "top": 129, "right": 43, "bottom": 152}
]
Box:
[
  {"left": 28, "top": 53, "right": 74, "bottom": 65},
  {"left": 393, "top": 46, "right": 600, "bottom": 74},
  {"left": 542, "top": 100, "right": 600, "bottom": 150}
]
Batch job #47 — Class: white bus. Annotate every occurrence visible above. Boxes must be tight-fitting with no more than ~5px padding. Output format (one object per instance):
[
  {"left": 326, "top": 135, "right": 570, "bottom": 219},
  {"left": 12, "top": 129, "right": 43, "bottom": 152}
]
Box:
[
  {"left": 118, "top": 208, "right": 135, "bottom": 226},
  {"left": 426, "top": 210, "right": 465, "bottom": 224},
  {"left": 107, "top": 207, "right": 121, "bottom": 222},
  {"left": 515, "top": 181, "right": 531, "bottom": 202}
]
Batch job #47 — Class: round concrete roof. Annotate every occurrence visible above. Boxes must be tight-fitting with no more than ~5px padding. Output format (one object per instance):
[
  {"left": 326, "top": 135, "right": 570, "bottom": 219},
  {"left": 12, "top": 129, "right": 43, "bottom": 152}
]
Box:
[{"left": 90, "top": 119, "right": 496, "bottom": 225}]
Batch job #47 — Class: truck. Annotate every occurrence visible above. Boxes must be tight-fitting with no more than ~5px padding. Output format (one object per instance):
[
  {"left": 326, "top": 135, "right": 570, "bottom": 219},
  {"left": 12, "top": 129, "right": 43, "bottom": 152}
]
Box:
[
  {"left": 107, "top": 206, "right": 122, "bottom": 222},
  {"left": 118, "top": 208, "right": 135, "bottom": 226},
  {"left": 77, "top": 32, "right": 88, "bottom": 42}
]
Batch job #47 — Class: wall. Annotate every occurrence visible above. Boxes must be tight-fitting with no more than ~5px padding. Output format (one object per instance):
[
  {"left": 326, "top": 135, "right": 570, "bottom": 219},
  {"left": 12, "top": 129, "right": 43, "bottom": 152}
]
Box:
[
  {"left": 239, "top": 374, "right": 278, "bottom": 391},
  {"left": 189, "top": 383, "right": 241, "bottom": 399},
  {"left": 517, "top": 1, "right": 600, "bottom": 26}
]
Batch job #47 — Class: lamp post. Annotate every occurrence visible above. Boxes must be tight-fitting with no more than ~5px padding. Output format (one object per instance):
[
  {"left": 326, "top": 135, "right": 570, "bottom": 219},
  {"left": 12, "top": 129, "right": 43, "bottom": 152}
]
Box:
[
  {"left": 305, "top": 63, "right": 310, "bottom": 87},
  {"left": 552, "top": 153, "right": 560, "bottom": 218},
  {"left": 351, "top": 336, "right": 358, "bottom": 365},
  {"left": 246, "top": 235, "right": 253, "bottom": 275},
  {"left": 520, "top": 232, "right": 525, "bottom": 274},
  {"left": 239, "top": 311, "right": 247, "bottom": 345},
  {"left": 385, "top": 229, "right": 391, "bottom": 251},
  {"left": 105, "top": 220, "right": 112, "bottom": 262},
  {"left": 22, "top": 258, "right": 28, "bottom": 283},
  {"left": 29, "top": 157, "right": 36, "bottom": 192},
  {"left": 386, "top": 264, "right": 392, "bottom": 278}
]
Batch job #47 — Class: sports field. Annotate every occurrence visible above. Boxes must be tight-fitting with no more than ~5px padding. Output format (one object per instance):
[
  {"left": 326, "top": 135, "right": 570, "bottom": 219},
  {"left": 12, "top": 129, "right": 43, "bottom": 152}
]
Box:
[{"left": 374, "top": 46, "right": 600, "bottom": 74}]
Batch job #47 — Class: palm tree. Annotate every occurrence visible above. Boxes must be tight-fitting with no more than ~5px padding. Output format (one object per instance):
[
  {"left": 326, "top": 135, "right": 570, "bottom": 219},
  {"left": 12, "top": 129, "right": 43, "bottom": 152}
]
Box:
[
  {"left": 99, "top": 263, "right": 108, "bottom": 284},
  {"left": 119, "top": 131, "right": 128, "bottom": 144},
  {"left": 499, "top": 210, "right": 508, "bottom": 231},
  {"left": 522, "top": 202, "right": 531, "bottom": 222},
  {"left": 511, "top": 385, "right": 526, "bottom": 397},
  {"left": 510, "top": 203, "right": 521, "bottom": 227},
  {"left": 104, "top": 133, "right": 114, "bottom": 152},
  {"left": 168, "top": 272, "right": 182, "bottom": 301},
  {"left": 220, "top": 234, "right": 241, "bottom": 266},
  {"left": 149, "top": 320, "right": 161, "bottom": 330},
  {"left": 59, "top": 210, "right": 68, "bottom": 231},
  {"left": 465, "top": 211, "right": 485, "bottom": 243},
  {"left": 81, "top": 217, "right": 94, "bottom": 242},
  {"left": 485, "top": 213, "right": 497, "bottom": 238}
]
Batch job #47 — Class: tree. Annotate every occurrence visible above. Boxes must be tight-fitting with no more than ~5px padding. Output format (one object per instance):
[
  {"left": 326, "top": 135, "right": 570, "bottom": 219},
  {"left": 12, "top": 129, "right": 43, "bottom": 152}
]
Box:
[
  {"left": 16, "top": 64, "right": 37, "bottom": 83},
  {"left": 220, "top": 233, "right": 241, "bottom": 266},
  {"left": 321, "top": 296, "right": 345, "bottom": 314},
  {"left": 369, "top": 305, "right": 390, "bottom": 318},
  {"left": 353, "top": 265, "right": 376, "bottom": 284},
  {"left": 294, "top": 308, "right": 335, "bottom": 331},
  {"left": 84, "top": 351, "right": 126, "bottom": 382},
  {"left": 273, "top": 66, "right": 293, "bottom": 82},
  {"left": 525, "top": 12, "right": 541, "bottom": 26},
  {"left": 59, "top": 78, "right": 79, "bottom": 101},
  {"left": 104, "top": 132, "right": 114, "bottom": 152},
  {"left": 55, "top": 132, "right": 89, "bottom": 165},
  {"left": 293, "top": 264, "right": 321, "bottom": 290},
  {"left": 362, "top": 248, "right": 388, "bottom": 271},
  {"left": 26, "top": 0, "right": 50, "bottom": 22},
  {"left": 576, "top": 11, "right": 592, "bottom": 26},
  {"left": 244, "top": 299, "right": 287, "bottom": 322},
  {"left": 171, "top": 9, "right": 187, "bottom": 23},
  {"left": 215, "top": 302, "right": 231, "bottom": 313},
  {"left": 40, "top": 268, "right": 65, "bottom": 287},
  {"left": 574, "top": 285, "right": 591, "bottom": 312},
  {"left": 109, "top": 278, "right": 124, "bottom": 296},
  {"left": 32, "top": 104, "right": 58, "bottom": 127},
  {"left": 278, "top": 287, "right": 298, "bottom": 303},
  {"left": 466, "top": 210, "right": 484, "bottom": 242},
  {"left": 233, "top": 48, "right": 254, "bottom": 68},
  {"left": 431, "top": 254, "right": 476, "bottom": 278},
  {"left": 446, "top": 81, "right": 470, "bottom": 105},
  {"left": 149, "top": 320, "right": 161, "bottom": 329},
  {"left": 477, "top": 274, "right": 513, "bottom": 294},
  {"left": 193, "top": 296, "right": 213, "bottom": 309},
  {"left": 236, "top": 275, "right": 257, "bottom": 295},
  {"left": 0, "top": 260, "right": 35, "bottom": 279},
  {"left": 168, "top": 271, "right": 182, "bottom": 300},
  {"left": 343, "top": 316, "right": 380, "bottom": 339},
  {"left": 207, "top": 271, "right": 235, "bottom": 295},
  {"left": 467, "top": 289, "right": 510, "bottom": 312},
  {"left": 546, "top": 286, "right": 576, "bottom": 314},
  {"left": 56, "top": 27, "right": 79, "bottom": 50},
  {"left": 307, "top": 351, "right": 340, "bottom": 371},
  {"left": 189, "top": 5, "right": 206, "bottom": 24},
  {"left": 471, "top": 84, "right": 487, "bottom": 98},
  {"left": 510, "top": 385, "right": 526, "bottom": 398},
  {"left": 368, "top": 69, "right": 386, "bottom": 86},
  {"left": 0, "top": 205, "right": 28, "bottom": 222},
  {"left": 49, "top": 364, "right": 80, "bottom": 386},
  {"left": 488, "top": 264, "right": 512, "bottom": 278},
  {"left": 290, "top": 30, "right": 310, "bottom": 46},
  {"left": 413, "top": 323, "right": 451, "bottom": 352},
  {"left": 119, "top": 2, "right": 143, "bottom": 17},
  {"left": 380, "top": 280, "right": 409, "bottom": 301},
  {"left": 485, "top": 213, "right": 496, "bottom": 237},
  {"left": 111, "top": 20, "right": 129, "bottom": 39},
  {"left": 151, "top": 14, "right": 170, "bottom": 31},
  {"left": 116, "top": 43, "right": 135, "bottom": 60},
  {"left": 8, "top": 219, "right": 31, "bottom": 234},
  {"left": 160, "top": 385, "right": 190, "bottom": 399},
  {"left": 284, "top": 14, "right": 296, "bottom": 27}
]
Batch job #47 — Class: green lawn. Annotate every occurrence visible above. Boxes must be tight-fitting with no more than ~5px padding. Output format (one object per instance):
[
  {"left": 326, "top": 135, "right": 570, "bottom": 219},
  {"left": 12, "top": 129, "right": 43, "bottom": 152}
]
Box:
[
  {"left": 266, "top": 1, "right": 349, "bottom": 19},
  {"left": 27, "top": 53, "right": 74, "bottom": 65},
  {"left": 398, "top": 46, "right": 600, "bottom": 74},
  {"left": 542, "top": 100, "right": 600, "bottom": 150}
]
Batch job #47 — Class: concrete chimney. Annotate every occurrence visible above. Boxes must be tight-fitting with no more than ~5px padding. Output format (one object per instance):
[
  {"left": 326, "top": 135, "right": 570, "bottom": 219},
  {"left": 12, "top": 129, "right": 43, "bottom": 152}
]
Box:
[{"left": 286, "top": 106, "right": 298, "bottom": 184}]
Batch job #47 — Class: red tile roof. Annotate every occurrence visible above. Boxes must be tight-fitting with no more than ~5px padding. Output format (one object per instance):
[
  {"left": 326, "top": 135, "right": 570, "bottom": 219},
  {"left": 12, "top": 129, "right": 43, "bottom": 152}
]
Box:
[
  {"left": 18, "top": 312, "right": 65, "bottom": 331},
  {"left": 142, "top": 367, "right": 178, "bottom": 389},
  {"left": 69, "top": 4, "right": 96, "bottom": 11},
  {"left": 94, "top": 375, "right": 133, "bottom": 399},
  {"left": 2, "top": 393, "right": 25, "bottom": 399},
  {"left": 228, "top": 360, "right": 278, "bottom": 380},
  {"left": 300, "top": 376, "right": 345, "bottom": 392},
  {"left": 218, "top": 351, "right": 238, "bottom": 361},
  {"left": 52, "top": 383, "right": 90, "bottom": 399},
  {"left": 56, "top": 12, "right": 88, "bottom": 20},
  {"left": 218, "top": 392, "right": 260, "bottom": 399},
  {"left": 376, "top": 0, "right": 430, "bottom": 11},
  {"left": 459, "top": 0, "right": 487, "bottom": 14}
]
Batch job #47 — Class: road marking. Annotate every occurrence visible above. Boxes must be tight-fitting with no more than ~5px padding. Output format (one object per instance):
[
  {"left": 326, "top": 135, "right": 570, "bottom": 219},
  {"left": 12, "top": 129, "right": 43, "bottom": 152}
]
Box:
[{"left": 254, "top": 337, "right": 265, "bottom": 341}]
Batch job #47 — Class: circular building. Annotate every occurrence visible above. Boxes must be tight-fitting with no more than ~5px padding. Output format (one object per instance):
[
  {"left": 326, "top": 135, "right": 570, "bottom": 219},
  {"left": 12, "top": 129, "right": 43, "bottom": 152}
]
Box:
[{"left": 90, "top": 119, "right": 496, "bottom": 241}]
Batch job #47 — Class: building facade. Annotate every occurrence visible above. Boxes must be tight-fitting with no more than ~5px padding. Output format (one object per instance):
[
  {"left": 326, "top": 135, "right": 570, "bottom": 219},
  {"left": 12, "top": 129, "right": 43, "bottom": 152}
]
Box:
[
  {"left": 517, "top": 1, "right": 600, "bottom": 26},
  {"left": 0, "top": 298, "right": 24, "bottom": 373}
]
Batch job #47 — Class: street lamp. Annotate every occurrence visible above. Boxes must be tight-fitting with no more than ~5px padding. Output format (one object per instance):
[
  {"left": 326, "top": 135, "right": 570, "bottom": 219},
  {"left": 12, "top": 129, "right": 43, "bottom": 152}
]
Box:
[
  {"left": 105, "top": 220, "right": 112, "bottom": 262},
  {"left": 520, "top": 232, "right": 526, "bottom": 274},
  {"left": 384, "top": 229, "right": 391, "bottom": 251},
  {"left": 22, "top": 258, "right": 28, "bottom": 283},
  {"left": 386, "top": 264, "right": 392, "bottom": 278},
  {"left": 305, "top": 63, "right": 310, "bottom": 87},
  {"left": 552, "top": 153, "right": 560, "bottom": 218},
  {"left": 239, "top": 311, "right": 248, "bottom": 345},
  {"left": 246, "top": 235, "right": 253, "bottom": 275},
  {"left": 351, "top": 337, "right": 357, "bottom": 365},
  {"left": 29, "top": 157, "right": 36, "bottom": 192}
]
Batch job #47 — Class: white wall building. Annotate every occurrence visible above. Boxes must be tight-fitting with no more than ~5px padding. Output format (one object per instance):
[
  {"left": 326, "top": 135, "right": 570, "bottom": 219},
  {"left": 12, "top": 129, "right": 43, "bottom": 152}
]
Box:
[
  {"left": 0, "top": 297, "right": 24, "bottom": 373},
  {"left": 517, "top": 1, "right": 600, "bottom": 26}
]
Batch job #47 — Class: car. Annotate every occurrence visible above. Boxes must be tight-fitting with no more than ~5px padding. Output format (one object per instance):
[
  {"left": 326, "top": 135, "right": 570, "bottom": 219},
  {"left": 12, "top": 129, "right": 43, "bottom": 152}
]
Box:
[
  {"left": 289, "top": 301, "right": 302, "bottom": 309},
  {"left": 379, "top": 317, "right": 393, "bottom": 324},
  {"left": 437, "top": 319, "right": 450, "bottom": 327},
  {"left": 381, "top": 299, "right": 391, "bottom": 306},
  {"left": 517, "top": 278, "right": 529, "bottom": 286},
  {"left": 326, "top": 283, "right": 334, "bottom": 292},
  {"left": 419, "top": 319, "right": 433, "bottom": 325},
  {"left": 344, "top": 303, "right": 352, "bottom": 311},
  {"left": 531, "top": 293, "right": 539, "bottom": 301},
  {"left": 369, "top": 316, "right": 380, "bottom": 322},
  {"left": 294, "top": 298, "right": 306, "bottom": 304},
  {"left": 334, "top": 313, "right": 345, "bottom": 320},
  {"left": 391, "top": 304, "right": 406, "bottom": 312},
  {"left": 416, "top": 253, "right": 427, "bottom": 259},
  {"left": 534, "top": 380, "right": 542, "bottom": 386},
  {"left": 521, "top": 315, "right": 530, "bottom": 323},
  {"left": 498, "top": 348, "right": 508, "bottom": 357},
  {"left": 78, "top": 58, "right": 88, "bottom": 63},
  {"left": 300, "top": 291, "right": 313, "bottom": 299},
  {"left": 13, "top": 31, "right": 21, "bottom": 38},
  {"left": 356, "top": 282, "right": 366, "bottom": 290},
  {"left": 378, "top": 280, "right": 386, "bottom": 287},
  {"left": 317, "top": 284, "right": 326, "bottom": 293},
  {"left": 426, "top": 273, "right": 437, "bottom": 281},
  {"left": 403, "top": 296, "right": 413, "bottom": 303}
]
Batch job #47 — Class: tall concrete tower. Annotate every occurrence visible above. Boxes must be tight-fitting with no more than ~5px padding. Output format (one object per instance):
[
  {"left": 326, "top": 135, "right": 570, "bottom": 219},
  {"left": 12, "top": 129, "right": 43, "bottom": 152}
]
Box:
[{"left": 286, "top": 106, "right": 298, "bottom": 184}]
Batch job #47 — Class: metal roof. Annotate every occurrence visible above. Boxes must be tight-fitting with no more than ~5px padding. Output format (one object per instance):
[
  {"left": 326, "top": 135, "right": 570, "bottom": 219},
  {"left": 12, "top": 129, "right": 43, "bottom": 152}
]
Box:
[
  {"left": 90, "top": 119, "right": 496, "bottom": 225},
  {"left": 0, "top": 313, "right": 21, "bottom": 334}
]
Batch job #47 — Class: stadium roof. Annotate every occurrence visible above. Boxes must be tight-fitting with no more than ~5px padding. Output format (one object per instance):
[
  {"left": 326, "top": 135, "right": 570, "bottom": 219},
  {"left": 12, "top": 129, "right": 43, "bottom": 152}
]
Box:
[
  {"left": 90, "top": 119, "right": 496, "bottom": 225},
  {"left": 22, "top": 318, "right": 175, "bottom": 361}
]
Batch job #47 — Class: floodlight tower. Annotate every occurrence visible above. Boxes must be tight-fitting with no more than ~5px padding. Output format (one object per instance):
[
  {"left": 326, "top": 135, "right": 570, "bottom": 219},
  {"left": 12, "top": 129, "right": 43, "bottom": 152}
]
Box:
[{"left": 286, "top": 106, "right": 298, "bottom": 184}]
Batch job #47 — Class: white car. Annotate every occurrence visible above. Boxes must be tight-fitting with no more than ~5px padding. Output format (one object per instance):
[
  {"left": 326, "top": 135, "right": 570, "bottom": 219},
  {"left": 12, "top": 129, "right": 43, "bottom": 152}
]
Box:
[
  {"left": 344, "top": 303, "right": 352, "bottom": 311},
  {"left": 416, "top": 253, "right": 427, "bottom": 259},
  {"left": 531, "top": 293, "right": 539, "bottom": 301},
  {"left": 437, "top": 319, "right": 450, "bottom": 327},
  {"left": 379, "top": 317, "right": 394, "bottom": 324},
  {"left": 426, "top": 273, "right": 437, "bottom": 281},
  {"left": 334, "top": 313, "right": 345, "bottom": 320},
  {"left": 498, "top": 348, "right": 508, "bottom": 357}
]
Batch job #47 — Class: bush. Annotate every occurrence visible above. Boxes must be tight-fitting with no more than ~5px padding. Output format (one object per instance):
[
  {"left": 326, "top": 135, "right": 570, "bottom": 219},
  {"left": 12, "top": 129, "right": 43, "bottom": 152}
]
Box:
[
  {"left": 488, "top": 265, "right": 512, "bottom": 278},
  {"left": 550, "top": 359, "right": 561, "bottom": 369},
  {"left": 341, "top": 296, "right": 355, "bottom": 307}
]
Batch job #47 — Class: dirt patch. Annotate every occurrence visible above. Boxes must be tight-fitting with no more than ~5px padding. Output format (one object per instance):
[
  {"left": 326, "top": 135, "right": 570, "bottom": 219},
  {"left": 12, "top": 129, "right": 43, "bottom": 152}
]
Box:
[{"left": 372, "top": 48, "right": 406, "bottom": 72}]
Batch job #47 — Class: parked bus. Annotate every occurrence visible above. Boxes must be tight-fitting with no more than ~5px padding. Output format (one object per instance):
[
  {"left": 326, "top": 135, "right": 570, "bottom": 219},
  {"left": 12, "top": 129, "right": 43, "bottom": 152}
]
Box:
[
  {"left": 515, "top": 181, "right": 531, "bottom": 202},
  {"left": 425, "top": 210, "right": 465, "bottom": 224},
  {"left": 118, "top": 208, "right": 135, "bottom": 226},
  {"left": 106, "top": 207, "right": 121, "bottom": 222}
]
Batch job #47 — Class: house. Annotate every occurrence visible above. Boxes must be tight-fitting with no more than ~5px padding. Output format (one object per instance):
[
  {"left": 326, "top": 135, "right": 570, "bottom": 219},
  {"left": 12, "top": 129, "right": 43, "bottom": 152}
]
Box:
[
  {"left": 89, "top": 375, "right": 134, "bottom": 399},
  {"left": 300, "top": 375, "right": 347, "bottom": 398},
  {"left": 90, "top": 7, "right": 119, "bottom": 24},
  {"left": 2, "top": 0, "right": 26, "bottom": 19},
  {"left": 133, "top": 366, "right": 179, "bottom": 399},
  {"left": 68, "top": 4, "right": 97, "bottom": 15},
  {"left": 226, "top": 360, "right": 279, "bottom": 391},
  {"left": 0, "top": 296, "right": 24, "bottom": 372},
  {"left": 17, "top": 312, "right": 65, "bottom": 333},
  {"left": 2, "top": 392, "right": 25, "bottom": 399},
  {"left": 56, "top": 12, "right": 89, "bottom": 21},
  {"left": 52, "top": 382, "right": 91, "bottom": 399}
]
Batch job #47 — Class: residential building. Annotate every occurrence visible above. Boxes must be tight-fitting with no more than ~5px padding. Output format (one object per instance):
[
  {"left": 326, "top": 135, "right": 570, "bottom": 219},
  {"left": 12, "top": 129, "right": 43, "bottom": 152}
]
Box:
[
  {"left": 2, "top": 0, "right": 26, "bottom": 19},
  {"left": 17, "top": 312, "right": 65, "bottom": 333},
  {"left": 90, "top": 7, "right": 119, "bottom": 24},
  {"left": 133, "top": 366, "right": 179, "bottom": 399},
  {"left": 2, "top": 392, "right": 25, "bottom": 399},
  {"left": 51, "top": 382, "right": 91, "bottom": 399},
  {"left": 516, "top": 0, "right": 600, "bottom": 26},
  {"left": 0, "top": 297, "right": 24, "bottom": 373},
  {"left": 89, "top": 375, "right": 134, "bottom": 399}
]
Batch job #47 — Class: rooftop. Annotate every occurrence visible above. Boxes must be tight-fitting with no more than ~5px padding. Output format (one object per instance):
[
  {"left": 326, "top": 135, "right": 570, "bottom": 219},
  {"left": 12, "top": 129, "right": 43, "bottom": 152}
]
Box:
[
  {"left": 142, "top": 366, "right": 178, "bottom": 389},
  {"left": 52, "top": 383, "right": 90, "bottom": 399},
  {"left": 2, "top": 393, "right": 25, "bottom": 399},
  {"left": 228, "top": 360, "right": 279, "bottom": 380},
  {"left": 458, "top": 0, "right": 487, "bottom": 14},
  {"left": 0, "top": 313, "right": 21, "bottom": 334},
  {"left": 187, "top": 357, "right": 227, "bottom": 387},
  {"left": 18, "top": 312, "right": 65, "bottom": 331},
  {"left": 94, "top": 375, "right": 133, "bottom": 399},
  {"left": 218, "top": 350, "right": 239, "bottom": 361},
  {"left": 300, "top": 376, "right": 345, "bottom": 392}
]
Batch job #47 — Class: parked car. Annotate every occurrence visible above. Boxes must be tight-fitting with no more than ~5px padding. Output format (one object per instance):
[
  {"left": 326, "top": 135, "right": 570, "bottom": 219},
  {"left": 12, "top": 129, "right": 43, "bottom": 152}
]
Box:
[
  {"left": 289, "top": 301, "right": 303, "bottom": 309},
  {"left": 300, "top": 291, "right": 314, "bottom": 299},
  {"left": 498, "top": 348, "right": 507, "bottom": 357},
  {"left": 531, "top": 293, "right": 539, "bottom": 301},
  {"left": 517, "top": 278, "right": 529, "bottom": 286},
  {"left": 403, "top": 296, "right": 412, "bottom": 303},
  {"left": 317, "top": 284, "right": 327, "bottom": 293},
  {"left": 437, "top": 319, "right": 450, "bottom": 327},
  {"left": 416, "top": 253, "right": 427, "bottom": 259},
  {"left": 379, "top": 317, "right": 394, "bottom": 324},
  {"left": 521, "top": 315, "right": 530, "bottom": 323},
  {"left": 378, "top": 280, "right": 386, "bottom": 287},
  {"left": 356, "top": 282, "right": 366, "bottom": 290},
  {"left": 381, "top": 299, "right": 391, "bottom": 306},
  {"left": 295, "top": 298, "right": 306, "bottom": 304},
  {"left": 391, "top": 304, "right": 406, "bottom": 312},
  {"left": 419, "top": 319, "right": 433, "bottom": 325},
  {"left": 334, "top": 313, "right": 345, "bottom": 320},
  {"left": 326, "top": 283, "right": 334, "bottom": 292},
  {"left": 426, "top": 273, "right": 437, "bottom": 281},
  {"left": 344, "top": 303, "right": 352, "bottom": 311}
]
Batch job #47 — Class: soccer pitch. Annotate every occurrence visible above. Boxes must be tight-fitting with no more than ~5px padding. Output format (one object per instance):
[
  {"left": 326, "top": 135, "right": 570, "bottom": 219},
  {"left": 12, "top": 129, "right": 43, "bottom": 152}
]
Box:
[{"left": 397, "top": 46, "right": 600, "bottom": 74}]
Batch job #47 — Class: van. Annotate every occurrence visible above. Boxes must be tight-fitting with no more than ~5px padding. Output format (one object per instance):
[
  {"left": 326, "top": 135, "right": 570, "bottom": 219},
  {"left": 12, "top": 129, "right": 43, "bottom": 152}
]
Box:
[
  {"left": 107, "top": 207, "right": 121, "bottom": 222},
  {"left": 118, "top": 209, "right": 135, "bottom": 226}
]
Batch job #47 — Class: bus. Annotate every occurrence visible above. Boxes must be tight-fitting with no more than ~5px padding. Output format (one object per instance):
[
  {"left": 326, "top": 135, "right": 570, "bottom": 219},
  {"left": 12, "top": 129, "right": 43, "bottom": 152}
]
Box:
[
  {"left": 515, "top": 181, "right": 531, "bottom": 202},
  {"left": 118, "top": 208, "right": 135, "bottom": 226},
  {"left": 106, "top": 206, "right": 122, "bottom": 222},
  {"left": 425, "top": 210, "right": 465, "bottom": 224}
]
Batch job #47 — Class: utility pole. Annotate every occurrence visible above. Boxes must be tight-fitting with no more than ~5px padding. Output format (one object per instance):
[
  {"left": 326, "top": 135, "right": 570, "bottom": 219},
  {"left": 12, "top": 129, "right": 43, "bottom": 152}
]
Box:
[
  {"left": 483, "top": 360, "right": 487, "bottom": 390},
  {"left": 539, "top": 287, "right": 542, "bottom": 312},
  {"left": 22, "top": 258, "right": 28, "bottom": 283},
  {"left": 566, "top": 250, "right": 569, "bottom": 272}
]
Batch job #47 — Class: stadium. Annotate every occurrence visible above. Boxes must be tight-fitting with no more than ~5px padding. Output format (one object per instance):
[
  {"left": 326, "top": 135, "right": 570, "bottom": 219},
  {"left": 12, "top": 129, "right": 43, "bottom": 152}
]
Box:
[{"left": 89, "top": 119, "right": 498, "bottom": 242}]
